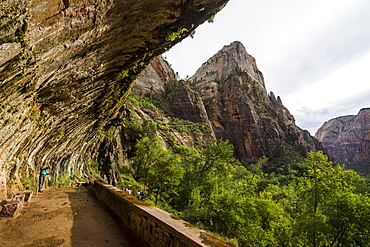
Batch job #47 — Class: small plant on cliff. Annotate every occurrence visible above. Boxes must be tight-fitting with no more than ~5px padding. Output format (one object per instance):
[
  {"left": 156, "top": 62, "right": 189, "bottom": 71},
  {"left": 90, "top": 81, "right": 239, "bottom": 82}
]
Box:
[
  {"left": 126, "top": 92, "right": 161, "bottom": 114},
  {"left": 20, "top": 176, "right": 37, "bottom": 190},
  {"left": 87, "top": 159, "right": 100, "bottom": 178},
  {"left": 51, "top": 173, "right": 73, "bottom": 187},
  {"left": 168, "top": 118, "right": 211, "bottom": 135},
  {"left": 166, "top": 28, "right": 188, "bottom": 42},
  {"left": 164, "top": 79, "right": 179, "bottom": 97},
  {"left": 207, "top": 14, "right": 215, "bottom": 23},
  {"left": 122, "top": 118, "right": 143, "bottom": 135},
  {"left": 7, "top": 191, "right": 14, "bottom": 199},
  {"left": 9, "top": 104, "right": 17, "bottom": 113},
  {"left": 118, "top": 69, "right": 129, "bottom": 79}
]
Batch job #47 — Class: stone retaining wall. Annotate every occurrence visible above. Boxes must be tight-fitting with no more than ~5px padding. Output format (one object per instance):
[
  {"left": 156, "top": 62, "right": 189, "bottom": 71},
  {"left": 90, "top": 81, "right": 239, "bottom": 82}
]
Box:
[{"left": 89, "top": 180, "right": 234, "bottom": 247}]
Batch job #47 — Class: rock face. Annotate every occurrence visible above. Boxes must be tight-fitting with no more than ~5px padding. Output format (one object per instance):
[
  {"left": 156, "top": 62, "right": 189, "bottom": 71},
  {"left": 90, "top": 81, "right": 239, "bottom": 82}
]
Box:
[
  {"left": 316, "top": 108, "right": 370, "bottom": 173},
  {"left": 164, "top": 80, "right": 212, "bottom": 125},
  {"left": 189, "top": 42, "right": 328, "bottom": 162},
  {"left": 133, "top": 57, "right": 175, "bottom": 97},
  {"left": 0, "top": 0, "right": 229, "bottom": 199},
  {"left": 134, "top": 42, "right": 329, "bottom": 163},
  {"left": 190, "top": 41, "right": 265, "bottom": 86},
  {"left": 132, "top": 60, "right": 216, "bottom": 145}
]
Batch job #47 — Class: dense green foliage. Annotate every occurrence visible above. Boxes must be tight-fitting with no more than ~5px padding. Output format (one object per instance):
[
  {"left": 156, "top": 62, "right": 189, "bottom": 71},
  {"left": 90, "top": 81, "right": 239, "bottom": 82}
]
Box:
[
  {"left": 122, "top": 93, "right": 370, "bottom": 246},
  {"left": 124, "top": 92, "right": 211, "bottom": 139},
  {"left": 130, "top": 140, "right": 370, "bottom": 246}
]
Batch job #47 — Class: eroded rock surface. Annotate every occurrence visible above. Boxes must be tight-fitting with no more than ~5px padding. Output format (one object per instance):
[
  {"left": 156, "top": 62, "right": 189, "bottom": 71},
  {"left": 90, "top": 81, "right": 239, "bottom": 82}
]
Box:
[
  {"left": 316, "top": 108, "right": 370, "bottom": 173},
  {"left": 133, "top": 56, "right": 175, "bottom": 97},
  {"left": 135, "top": 42, "right": 329, "bottom": 163},
  {"left": 0, "top": 0, "right": 229, "bottom": 199},
  {"left": 189, "top": 42, "right": 328, "bottom": 162}
]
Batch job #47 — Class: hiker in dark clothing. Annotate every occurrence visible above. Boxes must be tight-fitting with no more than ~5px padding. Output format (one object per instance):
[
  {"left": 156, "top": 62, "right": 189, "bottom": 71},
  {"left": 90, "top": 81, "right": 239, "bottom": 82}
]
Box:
[{"left": 38, "top": 164, "right": 50, "bottom": 192}]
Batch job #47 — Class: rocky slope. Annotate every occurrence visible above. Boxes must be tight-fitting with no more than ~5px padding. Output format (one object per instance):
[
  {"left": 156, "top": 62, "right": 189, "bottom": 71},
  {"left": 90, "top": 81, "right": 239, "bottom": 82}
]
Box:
[
  {"left": 131, "top": 56, "right": 216, "bottom": 147},
  {"left": 132, "top": 57, "right": 175, "bottom": 98},
  {"left": 190, "top": 42, "right": 329, "bottom": 163},
  {"left": 316, "top": 108, "right": 370, "bottom": 173},
  {"left": 134, "top": 41, "right": 329, "bottom": 164},
  {"left": 0, "top": 0, "right": 229, "bottom": 199}
]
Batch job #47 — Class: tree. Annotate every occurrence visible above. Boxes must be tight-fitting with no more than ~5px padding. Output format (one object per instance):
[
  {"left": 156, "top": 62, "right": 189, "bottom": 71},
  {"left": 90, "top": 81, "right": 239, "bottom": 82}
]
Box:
[
  {"left": 294, "top": 151, "right": 369, "bottom": 247},
  {"left": 173, "top": 140, "right": 240, "bottom": 210},
  {"left": 197, "top": 139, "right": 239, "bottom": 179},
  {"left": 132, "top": 136, "right": 166, "bottom": 180},
  {"left": 143, "top": 152, "right": 183, "bottom": 204}
]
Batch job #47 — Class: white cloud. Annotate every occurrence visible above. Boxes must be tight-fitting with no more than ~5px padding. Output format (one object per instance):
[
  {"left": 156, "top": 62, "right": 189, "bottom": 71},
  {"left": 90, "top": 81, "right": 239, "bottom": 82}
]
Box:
[
  {"left": 263, "top": 0, "right": 370, "bottom": 93},
  {"left": 284, "top": 51, "right": 370, "bottom": 134},
  {"left": 285, "top": 51, "right": 370, "bottom": 107},
  {"left": 165, "top": 0, "right": 370, "bottom": 135}
]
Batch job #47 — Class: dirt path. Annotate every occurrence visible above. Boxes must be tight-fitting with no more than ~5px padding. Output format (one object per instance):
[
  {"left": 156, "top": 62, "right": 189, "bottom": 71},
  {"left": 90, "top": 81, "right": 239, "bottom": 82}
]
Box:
[{"left": 0, "top": 186, "right": 137, "bottom": 247}]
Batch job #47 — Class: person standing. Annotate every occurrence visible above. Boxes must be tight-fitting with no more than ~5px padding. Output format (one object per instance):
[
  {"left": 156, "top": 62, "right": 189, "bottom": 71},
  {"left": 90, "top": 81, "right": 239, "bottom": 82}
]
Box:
[{"left": 38, "top": 164, "right": 50, "bottom": 192}]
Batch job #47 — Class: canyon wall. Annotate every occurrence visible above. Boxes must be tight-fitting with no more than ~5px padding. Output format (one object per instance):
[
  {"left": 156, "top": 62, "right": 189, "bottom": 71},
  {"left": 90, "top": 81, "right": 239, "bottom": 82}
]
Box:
[
  {"left": 316, "top": 108, "right": 370, "bottom": 173},
  {"left": 189, "top": 42, "right": 329, "bottom": 163},
  {"left": 134, "top": 42, "right": 330, "bottom": 164},
  {"left": 0, "top": 0, "right": 229, "bottom": 199}
]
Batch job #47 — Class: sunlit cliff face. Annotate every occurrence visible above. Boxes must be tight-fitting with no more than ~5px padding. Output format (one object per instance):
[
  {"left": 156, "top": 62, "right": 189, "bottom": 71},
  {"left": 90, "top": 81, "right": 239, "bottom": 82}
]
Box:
[{"left": 0, "top": 0, "right": 229, "bottom": 198}]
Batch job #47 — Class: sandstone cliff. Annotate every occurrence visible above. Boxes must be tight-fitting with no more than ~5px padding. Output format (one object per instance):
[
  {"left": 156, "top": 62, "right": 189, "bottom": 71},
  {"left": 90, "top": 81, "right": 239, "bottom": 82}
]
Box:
[
  {"left": 190, "top": 42, "right": 328, "bottom": 163},
  {"left": 131, "top": 56, "right": 216, "bottom": 148},
  {"left": 134, "top": 42, "right": 329, "bottom": 164},
  {"left": 0, "top": 0, "right": 229, "bottom": 199},
  {"left": 132, "top": 57, "right": 175, "bottom": 97},
  {"left": 316, "top": 108, "right": 370, "bottom": 173}
]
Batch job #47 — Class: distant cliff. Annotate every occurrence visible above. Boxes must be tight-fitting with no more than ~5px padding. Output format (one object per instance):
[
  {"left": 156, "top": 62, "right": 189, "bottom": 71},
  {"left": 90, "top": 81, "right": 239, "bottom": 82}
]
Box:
[
  {"left": 316, "top": 108, "right": 370, "bottom": 173},
  {"left": 134, "top": 42, "right": 330, "bottom": 164}
]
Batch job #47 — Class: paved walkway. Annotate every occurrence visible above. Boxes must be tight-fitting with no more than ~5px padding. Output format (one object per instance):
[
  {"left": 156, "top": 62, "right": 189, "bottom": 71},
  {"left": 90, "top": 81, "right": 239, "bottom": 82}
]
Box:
[{"left": 0, "top": 186, "right": 137, "bottom": 247}]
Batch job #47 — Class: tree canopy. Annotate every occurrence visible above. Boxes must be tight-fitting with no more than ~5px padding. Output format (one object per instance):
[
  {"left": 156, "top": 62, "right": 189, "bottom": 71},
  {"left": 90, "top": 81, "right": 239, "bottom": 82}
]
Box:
[{"left": 128, "top": 138, "right": 370, "bottom": 247}]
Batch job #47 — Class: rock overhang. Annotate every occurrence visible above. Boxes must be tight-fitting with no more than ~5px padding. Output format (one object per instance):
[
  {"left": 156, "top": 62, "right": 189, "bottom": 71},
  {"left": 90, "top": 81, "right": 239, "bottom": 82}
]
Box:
[{"left": 0, "top": 0, "right": 229, "bottom": 198}]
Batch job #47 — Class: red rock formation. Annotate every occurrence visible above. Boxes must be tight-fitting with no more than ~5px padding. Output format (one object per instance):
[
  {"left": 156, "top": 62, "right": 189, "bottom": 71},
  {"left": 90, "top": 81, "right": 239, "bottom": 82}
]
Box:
[
  {"left": 133, "top": 57, "right": 175, "bottom": 97},
  {"left": 316, "top": 108, "right": 370, "bottom": 172},
  {"left": 136, "top": 42, "right": 329, "bottom": 163},
  {"left": 190, "top": 42, "right": 330, "bottom": 163}
]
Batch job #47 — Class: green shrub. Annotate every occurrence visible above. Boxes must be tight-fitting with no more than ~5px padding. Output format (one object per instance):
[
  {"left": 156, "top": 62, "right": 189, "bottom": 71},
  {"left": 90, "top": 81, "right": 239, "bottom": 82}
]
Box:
[
  {"left": 20, "top": 176, "right": 37, "bottom": 190},
  {"left": 87, "top": 159, "right": 100, "bottom": 177},
  {"left": 122, "top": 118, "right": 143, "bottom": 134},
  {"left": 168, "top": 118, "right": 211, "bottom": 135},
  {"left": 51, "top": 173, "right": 73, "bottom": 187}
]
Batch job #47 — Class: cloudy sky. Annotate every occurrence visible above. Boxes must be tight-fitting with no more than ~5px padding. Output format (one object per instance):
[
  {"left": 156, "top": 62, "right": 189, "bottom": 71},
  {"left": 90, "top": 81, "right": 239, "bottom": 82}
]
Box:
[{"left": 165, "top": 0, "right": 370, "bottom": 135}]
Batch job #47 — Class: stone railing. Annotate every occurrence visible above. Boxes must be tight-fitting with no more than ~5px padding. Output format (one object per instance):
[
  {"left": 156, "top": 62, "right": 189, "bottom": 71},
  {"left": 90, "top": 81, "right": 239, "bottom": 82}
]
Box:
[{"left": 89, "top": 180, "right": 235, "bottom": 247}]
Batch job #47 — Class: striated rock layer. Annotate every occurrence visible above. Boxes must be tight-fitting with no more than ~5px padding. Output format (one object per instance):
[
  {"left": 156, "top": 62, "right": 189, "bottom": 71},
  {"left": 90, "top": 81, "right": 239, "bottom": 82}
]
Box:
[
  {"left": 189, "top": 42, "right": 328, "bottom": 163},
  {"left": 135, "top": 42, "right": 330, "bottom": 164},
  {"left": 316, "top": 108, "right": 370, "bottom": 173},
  {"left": 0, "top": 0, "right": 229, "bottom": 199}
]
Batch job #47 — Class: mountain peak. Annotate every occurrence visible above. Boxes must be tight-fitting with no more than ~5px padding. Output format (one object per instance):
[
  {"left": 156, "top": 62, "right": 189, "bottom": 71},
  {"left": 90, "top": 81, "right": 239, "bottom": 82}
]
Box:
[
  {"left": 189, "top": 41, "right": 265, "bottom": 87},
  {"left": 221, "top": 41, "right": 246, "bottom": 53}
]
